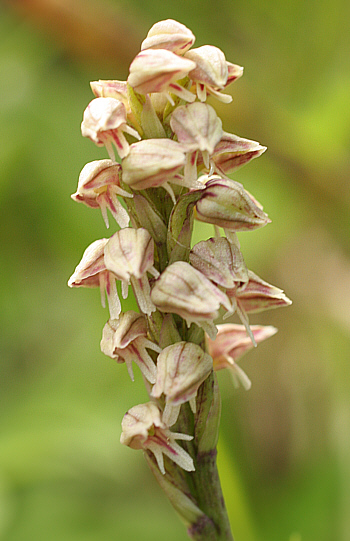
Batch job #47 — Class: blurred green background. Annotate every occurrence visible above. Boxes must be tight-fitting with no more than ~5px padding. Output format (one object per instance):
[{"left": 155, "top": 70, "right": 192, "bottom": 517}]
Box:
[{"left": 1, "top": 0, "right": 349, "bottom": 540}]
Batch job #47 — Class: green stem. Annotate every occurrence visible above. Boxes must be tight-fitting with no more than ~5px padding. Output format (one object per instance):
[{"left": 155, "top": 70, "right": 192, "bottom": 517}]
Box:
[
  {"left": 175, "top": 374, "right": 234, "bottom": 540},
  {"left": 188, "top": 448, "right": 233, "bottom": 540}
]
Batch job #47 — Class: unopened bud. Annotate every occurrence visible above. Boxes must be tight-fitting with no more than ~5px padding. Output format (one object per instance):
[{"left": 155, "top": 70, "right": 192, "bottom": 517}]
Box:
[
  {"left": 195, "top": 175, "right": 271, "bottom": 232},
  {"left": 190, "top": 236, "right": 248, "bottom": 289},
  {"left": 141, "top": 19, "right": 195, "bottom": 55}
]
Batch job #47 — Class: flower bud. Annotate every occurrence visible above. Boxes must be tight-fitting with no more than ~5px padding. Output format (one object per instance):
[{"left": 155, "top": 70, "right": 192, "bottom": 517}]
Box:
[
  {"left": 185, "top": 45, "right": 232, "bottom": 103},
  {"left": 90, "top": 80, "right": 129, "bottom": 109},
  {"left": 195, "top": 175, "right": 271, "bottom": 232},
  {"left": 68, "top": 238, "right": 121, "bottom": 319},
  {"left": 71, "top": 159, "right": 131, "bottom": 228},
  {"left": 120, "top": 402, "right": 195, "bottom": 474},
  {"left": 100, "top": 311, "right": 161, "bottom": 383},
  {"left": 189, "top": 236, "right": 248, "bottom": 289},
  {"left": 141, "top": 19, "right": 195, "bottom": 55},
  {"left": 152, "top": 342, "right": 213, "bottom": 425},
  {"left": 81, "top": 97, "right": 141, "bottom": 161},
  {"left": 128, "top": 49, "right": 196, "bottom": 105}
]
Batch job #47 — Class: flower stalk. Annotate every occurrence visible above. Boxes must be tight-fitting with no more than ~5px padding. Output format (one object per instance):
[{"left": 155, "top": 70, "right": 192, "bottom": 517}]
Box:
[{"left": 68, "top": 18, "right": 291, "bottom": 540}]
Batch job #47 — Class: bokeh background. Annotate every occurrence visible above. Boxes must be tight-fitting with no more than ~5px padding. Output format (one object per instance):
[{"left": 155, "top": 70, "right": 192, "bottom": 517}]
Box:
[{"left": 1, "top": 1, "right": 349, "bottom": 540}]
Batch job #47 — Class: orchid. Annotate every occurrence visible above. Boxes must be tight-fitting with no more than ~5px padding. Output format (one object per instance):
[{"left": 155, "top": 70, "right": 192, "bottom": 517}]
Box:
[{"left": 68, "top": 19, "right": 291, "bottom": 541}]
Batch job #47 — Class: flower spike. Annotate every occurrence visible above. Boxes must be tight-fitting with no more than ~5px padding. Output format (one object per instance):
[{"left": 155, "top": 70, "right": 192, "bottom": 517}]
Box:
[{"left": 69, "top": 19, "right": 291, "bottom": 537}]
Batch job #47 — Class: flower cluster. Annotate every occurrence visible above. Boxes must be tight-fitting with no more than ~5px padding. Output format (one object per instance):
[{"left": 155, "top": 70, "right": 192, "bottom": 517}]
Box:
[{"left": 68, "top": 19, "right": 291, "bottom": 477}]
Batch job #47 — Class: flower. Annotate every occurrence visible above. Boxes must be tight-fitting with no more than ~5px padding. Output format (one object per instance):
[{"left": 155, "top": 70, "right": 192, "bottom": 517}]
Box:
[
  {"left": 225, "top": 270, "right": 292, "bottom": 346},
  {"left": 170, "top": 102, "right": 223, "bottom": 182},
  {"left": 120, "top": 402, "right": 195, "bottom": 474},
  {"left": 71, "top": 159, "right": 131, "bottom": 228},
  {"left": 128, "top": 49, "right": 196, "bottom": 105},
  {"left": 207, "top": 323, "right": 278, "bottom": 389},
  {"left": 104, "top": 228, "right": 159, "bottom": 315},
  {"left": 90, "top": 79, "right": 129, "bottom": 108},
  {"left": 141, "top": 19, "right": 195, "bottom": 54},
  {"left": 121, "top": 139, "right": 202, "bottom": 201},
  {"left": 81, "top": 97, "right": 141, "bottom": 161},
  {"left": 195, "top": 175, "right": 271, "bottom": 232},
  {"left": 185, "top": 45, "right": 241, "bottom": 103},
  {"left": 205, "top": 132, "right": 267, "bottom": 176},
  {"left": 189, "top": 236, "right": 248, "bottom": 289},
  {"left": 68, "top": 239, "right": 121, "bottom": 319},
  {"left": 151, "top": 342, "right": 213, "bottom": 425},
  {"left": 100, "top": 311, "right": 161, "bottom": 383},
  {"left": 151, "top": 261, "right": 231, "bottom": 339},
  {"left": 229, "top": 270, "right": 293, "bottom": 314}
]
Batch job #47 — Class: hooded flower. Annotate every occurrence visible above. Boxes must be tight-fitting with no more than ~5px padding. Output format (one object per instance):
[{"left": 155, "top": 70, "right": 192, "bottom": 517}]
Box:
[
  {"left": 100, "top": 311, "right": 161, "bottom": 383},
  {"left": 81, "top": 97, "right": 141, "bottom": 161},
  {"left": 229, "top": 270, "right": 293, "bottom": 314},
  {"left": 170, "top": 102, "right": 223, "bottom": 182},
  {"left": 151, "top": 342, "right": 213, "bottom": 425},
  {"left": 189, "top": 236, "right": 248, "bottom": 290},
  {"left": 195, "top": 175, "right": 271, "bottom": 232},
  {"left": 120, "top": 402, "right": 195, "bottom": 474},
  {"left": 185, "top": 45, "right": 242, "bottom": 103},
  {"left": 71, "top": 159, "right": 131, "bottom": 228},
  {"left": 121, "top": 139, "right": 202, "bottom": 201},
  {"left": 207, "top": 323, "right": 278, "bottom": 389},
  {"left": 225, "top": 270, "right": 292, "bottom": 346},
  {"left": 68, "top": 238, "right": 121, "bottom": 319},
  {"left": 90, "top": 79, "right": 129, "bottom": 108},
  {"left": 141, "top": 19, "right": 195, "bottom": 55},
  {"left": 203, "top": 132, "right": 267, "bottom": 176},
  {"left": 104, "top": 228, "right": 159, "bottom": 315},
  {"left": 128, "top": 49, "right": 196, "bottom": 105},
  {"left": 151, "top": 261, "right": 231, "bottom": 339}
]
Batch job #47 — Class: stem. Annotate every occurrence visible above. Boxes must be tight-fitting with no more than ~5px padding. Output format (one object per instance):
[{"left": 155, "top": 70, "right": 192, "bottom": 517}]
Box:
[
  {"left": 175, "top": 374, "right": 234, "bottom": 540},
  {"left": 189, "top": 449, "right": 233, "bottom": 540}
]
